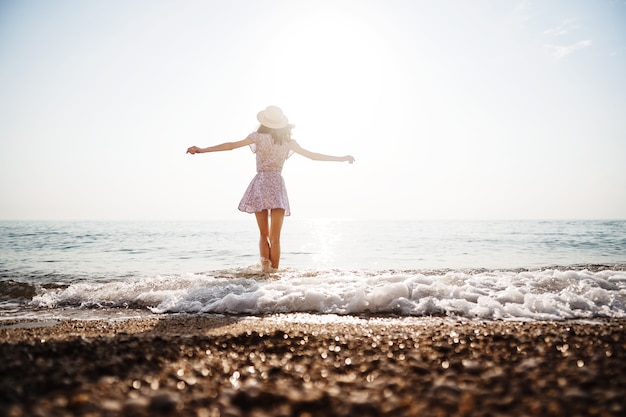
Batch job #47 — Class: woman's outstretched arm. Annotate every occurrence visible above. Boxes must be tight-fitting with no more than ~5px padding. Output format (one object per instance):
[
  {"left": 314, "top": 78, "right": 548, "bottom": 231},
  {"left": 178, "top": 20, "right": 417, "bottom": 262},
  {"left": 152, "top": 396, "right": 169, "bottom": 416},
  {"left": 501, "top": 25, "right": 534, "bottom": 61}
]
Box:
[
  {"left": 291, "top": 142, "right": 355, "bottom": 163},
  {"left": 186, "top": 138, "right": 253, "bottom": 155}
]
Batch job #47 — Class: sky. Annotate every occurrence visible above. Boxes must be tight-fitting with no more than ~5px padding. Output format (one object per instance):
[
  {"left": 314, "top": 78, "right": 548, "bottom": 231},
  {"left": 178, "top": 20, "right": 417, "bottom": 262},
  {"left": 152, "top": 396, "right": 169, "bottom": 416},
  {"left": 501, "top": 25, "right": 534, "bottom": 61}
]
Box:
[{"left": 1, "top": 0, "right": 625, "bottom": 221}]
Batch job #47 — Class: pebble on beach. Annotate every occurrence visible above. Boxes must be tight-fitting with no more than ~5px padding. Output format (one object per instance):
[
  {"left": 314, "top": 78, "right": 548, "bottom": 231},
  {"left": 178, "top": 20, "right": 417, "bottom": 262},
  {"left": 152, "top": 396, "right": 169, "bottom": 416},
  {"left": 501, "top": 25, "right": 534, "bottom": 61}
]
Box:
[{"left": 1, "top": 315, "right": 625, "bottom": 416}]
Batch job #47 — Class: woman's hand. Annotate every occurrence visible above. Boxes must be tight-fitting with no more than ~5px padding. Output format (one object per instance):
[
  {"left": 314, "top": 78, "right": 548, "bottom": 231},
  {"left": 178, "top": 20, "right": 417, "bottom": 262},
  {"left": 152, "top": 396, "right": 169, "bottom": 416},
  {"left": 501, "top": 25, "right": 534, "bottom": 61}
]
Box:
[
  {"left": 344, "top": 155, "right": 355, "bottom": 164},
  {"left": 186, "top": 146, "right": 201, "bottom": 154}
]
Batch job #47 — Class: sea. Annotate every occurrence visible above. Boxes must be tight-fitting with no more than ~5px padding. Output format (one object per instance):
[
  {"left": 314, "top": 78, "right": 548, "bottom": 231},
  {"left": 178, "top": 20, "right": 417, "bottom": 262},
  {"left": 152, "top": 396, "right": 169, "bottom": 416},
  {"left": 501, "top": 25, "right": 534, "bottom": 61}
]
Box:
[{"left": 1, "top": 219, "right": 625, "bottom": 322}]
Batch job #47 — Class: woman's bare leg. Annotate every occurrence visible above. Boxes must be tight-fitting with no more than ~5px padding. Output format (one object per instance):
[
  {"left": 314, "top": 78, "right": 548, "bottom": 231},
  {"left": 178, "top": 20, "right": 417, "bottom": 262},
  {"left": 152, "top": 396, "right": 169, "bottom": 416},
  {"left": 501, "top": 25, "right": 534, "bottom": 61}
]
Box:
[
  {"left": 254, "top": 210, "right": 271, "bottom": 269},
  {"left": 269, "top": 208, "right": 285, "bottom": 269}
]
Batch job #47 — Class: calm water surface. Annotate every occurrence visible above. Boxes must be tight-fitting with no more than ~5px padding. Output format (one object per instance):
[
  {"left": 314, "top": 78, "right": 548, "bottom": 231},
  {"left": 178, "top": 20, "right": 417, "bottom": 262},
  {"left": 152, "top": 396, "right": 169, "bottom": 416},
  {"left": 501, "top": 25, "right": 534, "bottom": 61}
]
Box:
[{"left": 1, "top": 220, "right": 625, "bottom": 321}]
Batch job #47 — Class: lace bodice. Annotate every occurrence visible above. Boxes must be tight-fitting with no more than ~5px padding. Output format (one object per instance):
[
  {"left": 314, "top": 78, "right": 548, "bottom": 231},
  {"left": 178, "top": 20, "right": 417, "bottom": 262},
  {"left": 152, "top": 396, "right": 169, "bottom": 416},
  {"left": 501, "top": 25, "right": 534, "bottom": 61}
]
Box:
[{"left": 247, "top": 132, "right": 296, "bottom": 172}]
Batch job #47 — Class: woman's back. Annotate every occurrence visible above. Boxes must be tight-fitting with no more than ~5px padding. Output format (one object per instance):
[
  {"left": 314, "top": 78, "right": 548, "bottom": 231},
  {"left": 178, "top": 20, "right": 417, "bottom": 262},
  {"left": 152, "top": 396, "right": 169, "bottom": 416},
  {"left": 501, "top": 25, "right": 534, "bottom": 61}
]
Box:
[{"left": 249, "top": 132, "right": 294, "bottom": 173}]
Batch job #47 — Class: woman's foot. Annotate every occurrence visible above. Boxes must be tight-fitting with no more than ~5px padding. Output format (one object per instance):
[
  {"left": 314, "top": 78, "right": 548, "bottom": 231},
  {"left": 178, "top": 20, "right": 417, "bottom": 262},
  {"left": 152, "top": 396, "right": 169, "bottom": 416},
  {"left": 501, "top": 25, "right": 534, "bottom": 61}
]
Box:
[{"left": 260, "top": 258, "right": 273, "bottom": 273}]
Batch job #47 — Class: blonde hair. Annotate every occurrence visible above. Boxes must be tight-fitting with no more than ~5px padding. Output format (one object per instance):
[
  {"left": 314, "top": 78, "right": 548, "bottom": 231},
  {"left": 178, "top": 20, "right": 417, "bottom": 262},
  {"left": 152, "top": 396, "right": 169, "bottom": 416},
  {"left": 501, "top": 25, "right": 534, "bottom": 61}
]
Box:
[{"left": 257, "top": 124, "right": 293, "bottom": 145}]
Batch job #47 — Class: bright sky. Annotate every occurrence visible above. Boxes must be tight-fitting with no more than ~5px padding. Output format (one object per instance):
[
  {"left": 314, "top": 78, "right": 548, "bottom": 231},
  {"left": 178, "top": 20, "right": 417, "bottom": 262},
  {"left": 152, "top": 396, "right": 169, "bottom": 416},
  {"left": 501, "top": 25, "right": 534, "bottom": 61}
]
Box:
[{"left": 1, "top": 0, "right": 625, "bottom": 220}]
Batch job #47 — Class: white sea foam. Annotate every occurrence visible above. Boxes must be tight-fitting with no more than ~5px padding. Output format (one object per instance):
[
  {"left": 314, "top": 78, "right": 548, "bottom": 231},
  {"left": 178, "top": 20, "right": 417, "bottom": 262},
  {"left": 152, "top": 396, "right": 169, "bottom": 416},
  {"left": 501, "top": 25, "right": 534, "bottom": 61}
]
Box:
[{"left": 30, "top": 268, "right": 626, "bottom": 320}]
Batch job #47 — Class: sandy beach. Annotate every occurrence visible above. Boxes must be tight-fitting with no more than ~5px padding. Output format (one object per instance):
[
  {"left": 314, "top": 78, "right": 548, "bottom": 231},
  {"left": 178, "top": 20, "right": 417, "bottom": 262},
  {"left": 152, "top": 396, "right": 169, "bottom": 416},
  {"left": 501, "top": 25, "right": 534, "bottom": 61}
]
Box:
[{"left": 1, "top": 314, "right": 625, "bottom": 416}]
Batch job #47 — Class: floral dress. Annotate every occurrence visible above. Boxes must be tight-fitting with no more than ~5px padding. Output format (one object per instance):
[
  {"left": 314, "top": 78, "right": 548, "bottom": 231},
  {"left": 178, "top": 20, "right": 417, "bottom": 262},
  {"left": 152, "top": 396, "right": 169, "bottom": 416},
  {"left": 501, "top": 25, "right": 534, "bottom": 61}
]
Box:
[{"left": 238, "top": 132, "right": 296, "bottom": 216}]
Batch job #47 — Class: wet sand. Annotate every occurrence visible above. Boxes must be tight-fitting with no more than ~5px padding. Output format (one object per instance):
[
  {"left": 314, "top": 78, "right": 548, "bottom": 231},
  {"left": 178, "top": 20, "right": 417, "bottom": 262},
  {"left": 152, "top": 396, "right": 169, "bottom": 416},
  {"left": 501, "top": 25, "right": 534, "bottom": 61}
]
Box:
[{"left": 1, "top": 314, "right": 625, "bottom": 416}]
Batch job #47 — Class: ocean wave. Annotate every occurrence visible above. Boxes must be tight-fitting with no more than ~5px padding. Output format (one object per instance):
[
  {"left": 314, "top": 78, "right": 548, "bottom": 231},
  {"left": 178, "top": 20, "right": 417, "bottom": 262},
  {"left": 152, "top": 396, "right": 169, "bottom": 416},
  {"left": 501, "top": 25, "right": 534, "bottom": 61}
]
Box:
[{"left": 27, "top": 266, "right": 626, "bottom": 320}]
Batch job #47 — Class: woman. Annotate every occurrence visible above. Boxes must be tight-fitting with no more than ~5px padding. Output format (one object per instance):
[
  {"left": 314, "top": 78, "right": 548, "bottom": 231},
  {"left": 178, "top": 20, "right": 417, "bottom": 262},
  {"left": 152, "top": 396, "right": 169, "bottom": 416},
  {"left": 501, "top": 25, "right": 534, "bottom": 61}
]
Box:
[{"left": 187, "top": 105, "right": 354, "bottom": 270}]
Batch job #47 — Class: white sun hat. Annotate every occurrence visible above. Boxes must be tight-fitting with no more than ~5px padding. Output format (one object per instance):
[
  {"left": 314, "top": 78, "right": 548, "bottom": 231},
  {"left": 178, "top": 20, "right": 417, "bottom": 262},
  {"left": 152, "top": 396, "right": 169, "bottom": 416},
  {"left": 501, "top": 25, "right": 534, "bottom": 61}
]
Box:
[{"left": 256, "top": 105, "right": 289, "bottom": 129}]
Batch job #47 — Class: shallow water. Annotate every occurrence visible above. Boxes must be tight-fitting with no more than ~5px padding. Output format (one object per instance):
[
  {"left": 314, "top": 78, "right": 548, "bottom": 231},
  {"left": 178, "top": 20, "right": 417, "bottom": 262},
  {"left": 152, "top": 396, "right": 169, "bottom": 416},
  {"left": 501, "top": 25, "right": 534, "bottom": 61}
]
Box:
[{"left": 1, "top": 219, "right": 625, "bottom": 321}]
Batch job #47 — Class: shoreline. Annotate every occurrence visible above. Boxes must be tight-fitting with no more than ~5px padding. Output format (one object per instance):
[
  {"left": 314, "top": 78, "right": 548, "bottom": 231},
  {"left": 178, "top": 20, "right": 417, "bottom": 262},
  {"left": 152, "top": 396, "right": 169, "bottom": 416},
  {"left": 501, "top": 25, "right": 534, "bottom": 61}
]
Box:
[{"left": 2, "top": 314, "right": 625, "bottom": 416}]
